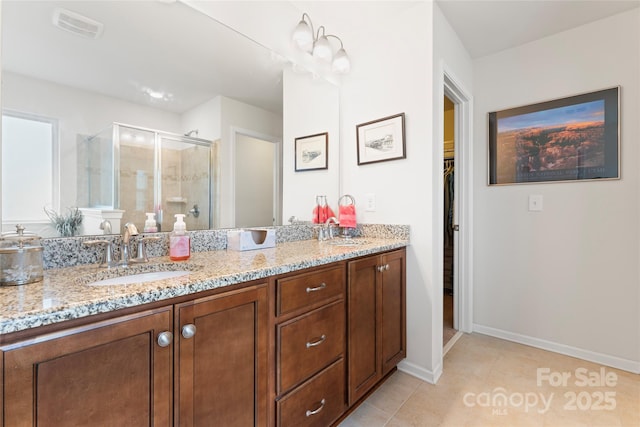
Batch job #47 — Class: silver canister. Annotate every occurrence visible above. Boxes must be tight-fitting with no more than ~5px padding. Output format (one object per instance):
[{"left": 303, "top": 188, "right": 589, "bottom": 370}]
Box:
[{"left": 0, "top": 225, "right": 44, "bottom": 286}]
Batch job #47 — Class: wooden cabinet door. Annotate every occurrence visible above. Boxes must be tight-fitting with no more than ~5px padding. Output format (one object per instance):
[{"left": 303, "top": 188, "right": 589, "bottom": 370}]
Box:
[
  {"left": 347, "top": 255, "right": 380, "bottom": 405},
  {"left": 380, "top": 249, "right": 406, "bottom": 375},
  {"left": 2, "top": 306, "right": 173, "bottom": 427},
  {"left": 176, "top": 284, "right": 268, "bottom": 427},
  {"left": 347, "top": 249, "right": 407, "bottom": 406}
]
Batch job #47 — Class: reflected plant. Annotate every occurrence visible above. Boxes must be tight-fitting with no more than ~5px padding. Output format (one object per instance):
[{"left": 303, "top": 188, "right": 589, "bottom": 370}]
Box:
[{"left": 44, "top": 206, "right": 83, "bottom": 237}]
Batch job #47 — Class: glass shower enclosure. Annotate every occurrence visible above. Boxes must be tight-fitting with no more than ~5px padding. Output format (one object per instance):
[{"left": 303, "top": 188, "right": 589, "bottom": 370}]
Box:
[{"left": 79, "top": 123, "right": 217, "bottom": 232}]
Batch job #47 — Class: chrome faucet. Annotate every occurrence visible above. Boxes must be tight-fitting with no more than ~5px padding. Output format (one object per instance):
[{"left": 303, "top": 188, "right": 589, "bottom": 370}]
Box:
[
  {"left": 99, "top": 219, "right": 112, "bottom": 234},
  {"left": 324, "top": 216, "right": 339, "bottom": 240},
  {"left": 120, "top": 222, "right": 139, "bottom": 266}
]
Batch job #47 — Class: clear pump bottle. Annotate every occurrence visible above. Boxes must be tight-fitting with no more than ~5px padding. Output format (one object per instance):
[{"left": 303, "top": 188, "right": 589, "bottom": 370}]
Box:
[
  {"left": 143, "top": 212, "right": 158, "bottom": 233},
  {"left": 169, "top": 214, "right": 190, "bottom": 261}
]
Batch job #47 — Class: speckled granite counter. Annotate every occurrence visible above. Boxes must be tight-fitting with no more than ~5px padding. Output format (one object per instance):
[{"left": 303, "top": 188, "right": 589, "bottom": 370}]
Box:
[{"left": 0, "top": 238, "right": 407, "bottom": 335}]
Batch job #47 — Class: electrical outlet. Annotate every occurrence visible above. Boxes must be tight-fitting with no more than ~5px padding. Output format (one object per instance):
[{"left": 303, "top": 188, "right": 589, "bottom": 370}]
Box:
[
  {"left": 529, "top": 195, "right": 543, "bottom": 211},
  {"left": 365, "top": 193, "right": 376, "bottom": 212}
]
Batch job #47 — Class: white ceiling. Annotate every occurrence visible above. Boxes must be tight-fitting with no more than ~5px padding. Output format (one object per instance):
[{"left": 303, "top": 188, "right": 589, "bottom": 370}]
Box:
[
  {"left": 1, "top": 0, "right": 284, "bottom": 114},
  {"left": 436, "top": 0, "right": 640, "bottom": 59},
  {"left": 3, "top": 0, "right": 638, "bottom": 116}
]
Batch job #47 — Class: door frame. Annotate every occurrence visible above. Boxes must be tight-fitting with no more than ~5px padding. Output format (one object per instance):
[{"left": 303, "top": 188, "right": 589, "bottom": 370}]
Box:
[
  {"left": 230, "top": 127, "right": 282, "bottom": 227},
  {"left": 442, "top": 69, "right": 473, "bottom": 336}
]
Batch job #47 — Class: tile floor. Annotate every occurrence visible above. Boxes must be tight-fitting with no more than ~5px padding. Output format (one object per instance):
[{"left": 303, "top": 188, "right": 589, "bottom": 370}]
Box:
[{"left": 339, "top": 333, "right": 639, "bottom": 426}]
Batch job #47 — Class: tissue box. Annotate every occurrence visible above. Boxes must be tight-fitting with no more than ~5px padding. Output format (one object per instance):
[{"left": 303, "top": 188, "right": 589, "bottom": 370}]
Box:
[{"left": 227, "top": 229, "right": 276, "bottom": 251}]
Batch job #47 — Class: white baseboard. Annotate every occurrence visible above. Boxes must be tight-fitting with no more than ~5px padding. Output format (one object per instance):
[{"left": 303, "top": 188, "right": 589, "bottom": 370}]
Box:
[
  {"left": 473, "top": 324, "right": 640, "bottom": 374},
  {"left": 398, "top": 359, "right": 442, "bottom": 384}
]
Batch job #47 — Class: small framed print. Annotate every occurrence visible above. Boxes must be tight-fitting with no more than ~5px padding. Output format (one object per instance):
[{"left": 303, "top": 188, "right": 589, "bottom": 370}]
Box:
[
  {"left": 295, "top": 132, "right": 328, "bottom": 171},
  {"left": 357, "top": 113, "right": 406, "bottom": 165}
]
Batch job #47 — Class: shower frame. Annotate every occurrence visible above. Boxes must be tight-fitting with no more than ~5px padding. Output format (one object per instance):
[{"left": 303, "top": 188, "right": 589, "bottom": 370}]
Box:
[{"left": 90, "top": 122, "right": 217, "bottom": 230}]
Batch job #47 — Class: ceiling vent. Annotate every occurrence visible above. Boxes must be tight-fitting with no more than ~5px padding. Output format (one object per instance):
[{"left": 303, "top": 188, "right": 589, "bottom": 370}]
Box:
[{"left": 52, "top": 8, "right": 104, "bottom": 39}]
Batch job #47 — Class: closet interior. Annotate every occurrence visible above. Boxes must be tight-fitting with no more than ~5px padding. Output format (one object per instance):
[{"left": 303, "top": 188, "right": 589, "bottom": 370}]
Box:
[{"left": 443, "top": 95, "right": 456, "bottom": 346}]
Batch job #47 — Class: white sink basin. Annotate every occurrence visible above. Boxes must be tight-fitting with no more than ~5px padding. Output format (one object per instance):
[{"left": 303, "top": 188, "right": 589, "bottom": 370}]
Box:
[{"left": 86, "top": 270, "right": 191, "bottom": 286}]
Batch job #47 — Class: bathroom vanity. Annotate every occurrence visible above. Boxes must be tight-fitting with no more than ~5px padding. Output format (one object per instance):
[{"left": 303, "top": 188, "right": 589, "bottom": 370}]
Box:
[{"left": 0, "top": 238, "right": 406, "bottom": 427}]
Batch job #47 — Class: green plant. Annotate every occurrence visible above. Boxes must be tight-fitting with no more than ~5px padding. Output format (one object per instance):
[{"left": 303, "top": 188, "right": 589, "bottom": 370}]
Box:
[{"left": 44, "top": 207, "right": 83, "bottom": 237}]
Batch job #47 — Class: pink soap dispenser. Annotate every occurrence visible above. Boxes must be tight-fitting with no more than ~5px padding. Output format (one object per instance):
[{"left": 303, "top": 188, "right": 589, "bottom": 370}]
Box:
[{"left": 169, "top": 214, "right": 190, "bottom": 261}]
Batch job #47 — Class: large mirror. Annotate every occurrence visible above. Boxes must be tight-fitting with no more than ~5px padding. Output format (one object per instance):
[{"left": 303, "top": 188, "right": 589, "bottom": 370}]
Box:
[{"left": 1, "top": 0, "right": 338, "bottom": 237}]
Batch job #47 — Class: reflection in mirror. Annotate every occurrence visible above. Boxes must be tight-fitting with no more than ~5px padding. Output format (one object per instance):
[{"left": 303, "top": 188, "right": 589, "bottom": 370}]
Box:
[
  {"left": 1, "top": 0, "right": 291, "bottom": 237},
  {"left": 77, "top": 123, "right": 215, "bottom": 234}
]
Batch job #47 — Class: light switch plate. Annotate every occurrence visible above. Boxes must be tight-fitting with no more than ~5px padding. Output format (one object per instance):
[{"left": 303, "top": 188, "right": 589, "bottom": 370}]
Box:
[
  {"left": 365, "top": 193, "right": 376, "bottom": 212},
  {"left": 529, "top": 195, "right": 543, "bottom": 211}
]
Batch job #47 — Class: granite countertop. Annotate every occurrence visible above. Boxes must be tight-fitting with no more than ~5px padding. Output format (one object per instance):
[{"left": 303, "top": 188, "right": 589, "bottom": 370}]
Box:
[{"left": 0, "top": 238, "right": 408, "bottom": 335}]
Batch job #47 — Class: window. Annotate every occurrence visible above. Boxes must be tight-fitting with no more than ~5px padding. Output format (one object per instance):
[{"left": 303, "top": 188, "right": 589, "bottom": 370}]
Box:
[{"left": 2, "top": 112, "right": 58, "bottom": 225}]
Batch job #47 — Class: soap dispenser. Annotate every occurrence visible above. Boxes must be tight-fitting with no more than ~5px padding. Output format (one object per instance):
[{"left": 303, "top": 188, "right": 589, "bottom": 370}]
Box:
[
  {"left": 169, "top": 214, "right": 190, "bottom": 261},
  {"left": 143, "top": 212, "right": 158, "bottom": 233}
]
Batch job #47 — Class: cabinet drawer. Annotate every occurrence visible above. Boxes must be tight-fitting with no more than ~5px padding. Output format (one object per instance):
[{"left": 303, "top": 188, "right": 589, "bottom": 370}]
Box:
[
  {"left": 277, "top": 265, "right": 345, "bottom": 316},
  {"left": 278, "top": 301, "right": 345, "bottom": 393},
  {"left": 277, "top": 359, "right": 345, "bottom": 427}
]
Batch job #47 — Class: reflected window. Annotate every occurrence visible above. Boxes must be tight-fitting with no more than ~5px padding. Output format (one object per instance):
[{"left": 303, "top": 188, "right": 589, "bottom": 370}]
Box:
[{"left": 2, "top": 111, "right": 58, "bottom": 225}]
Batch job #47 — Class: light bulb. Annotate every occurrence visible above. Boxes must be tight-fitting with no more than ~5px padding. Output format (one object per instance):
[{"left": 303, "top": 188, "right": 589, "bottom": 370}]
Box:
[
  {"left": 332, "top": 48, "right": 351, "bottom": 73},
  {"left": 292, "top": 19, "right": 313, "bottom": 53},
  {"left": 313, "top": 35, "right": 332, "bottom": 61}
]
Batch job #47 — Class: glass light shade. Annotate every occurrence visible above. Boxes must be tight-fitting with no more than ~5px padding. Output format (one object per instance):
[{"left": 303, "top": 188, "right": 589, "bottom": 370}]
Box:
[
  {"left": 332, "top": 48, "right": 350, "bottom": 73},
  {"left": 292, "top": 20, "right": 314, "bottom": 53},
  {"left": 312, "top": 35, "right": 332, "bottom": 61}
]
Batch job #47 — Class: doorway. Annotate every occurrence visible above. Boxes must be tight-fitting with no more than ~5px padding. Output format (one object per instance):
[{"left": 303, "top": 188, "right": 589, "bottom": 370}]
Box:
[
  {"left": 443, "top": 95, "right": 457, "bottom": 348},
  {"left": 232, "top": 129, "right": 282, "bottom": 228},
  {"left": 442, "top": 72, "right": 472, "bottom": 356}
]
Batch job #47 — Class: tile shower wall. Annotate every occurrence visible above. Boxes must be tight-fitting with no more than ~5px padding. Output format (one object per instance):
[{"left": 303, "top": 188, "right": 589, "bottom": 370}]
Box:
[
  {"left": 119, "top": 144, "right": 155, "bottom": 230},
  {"left": 179, "top": 143, "right": 212, "bottom": 231}
]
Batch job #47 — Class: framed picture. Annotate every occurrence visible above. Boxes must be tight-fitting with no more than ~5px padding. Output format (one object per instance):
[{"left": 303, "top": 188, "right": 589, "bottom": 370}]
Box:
[
  {"left": 357, "top": 113, "right": 406, "bottom": 165},
  {"left": 489, "top": 87, "right": 620, "bottom": 185},
  {"left": 295, "top": 132, "right": 328, "bottom": 171}
]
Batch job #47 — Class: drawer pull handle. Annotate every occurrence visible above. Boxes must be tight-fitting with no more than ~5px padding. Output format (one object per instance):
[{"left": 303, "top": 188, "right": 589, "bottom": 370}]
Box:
[
  {"left": 306, "top": 282, "right": 327, "bottom": 293},
  {"left": 306, "top": 334, "right": 327, "bottom": 348},
  {"left": 306, "top": 398, "right": 326, "bottom": 417}
]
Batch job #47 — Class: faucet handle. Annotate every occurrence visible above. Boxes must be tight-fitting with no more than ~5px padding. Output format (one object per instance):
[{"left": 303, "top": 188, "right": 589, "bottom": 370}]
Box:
[
  {"left": 316, "top": 225, "right": 327, "bottom": 241},
  {"left": 131, "top": 236, "right": 161, "bottom": 264},
  {"left": 85, "top": 239, "right": 118, "bottom": 268}
]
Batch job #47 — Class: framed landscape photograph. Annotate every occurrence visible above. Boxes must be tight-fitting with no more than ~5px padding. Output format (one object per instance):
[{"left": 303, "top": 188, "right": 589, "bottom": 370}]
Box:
[
  {"left": 295, "top": 132, "right": 328, "bottom": 171},
  {"left": 488, "top": 87, "right": 620, "bottom": 185},
  {"left": 357, "top": 113, "right": 406, "bottom": 165}
]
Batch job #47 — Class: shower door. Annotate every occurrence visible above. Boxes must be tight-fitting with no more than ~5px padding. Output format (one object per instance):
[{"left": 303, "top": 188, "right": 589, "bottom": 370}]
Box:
[
  {"left": 157, "top": 133, "right": 213, "bottom": 232},
  {"left": 115, "top": 125, "right": 157, "bottom": 230},
  {"left": 113, "top": 124, "right": 214, "bottom": 232}
]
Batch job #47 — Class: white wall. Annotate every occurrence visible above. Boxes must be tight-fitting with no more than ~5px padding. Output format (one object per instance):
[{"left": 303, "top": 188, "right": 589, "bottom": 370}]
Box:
[
  {"left": 2, "top": 72, "right": 182, "bottom": 234},
  {"left": 181, "top": 97, "right": 221, "bottom": 142},
  {"left": 282, "top": 67, "right": 340, "bottom": 222},
  {"left": 473, "top": 9, "right": 640, "bottom": 372},
  {"left": 339, "top": 2, "right": 439, "bottom": 381}
]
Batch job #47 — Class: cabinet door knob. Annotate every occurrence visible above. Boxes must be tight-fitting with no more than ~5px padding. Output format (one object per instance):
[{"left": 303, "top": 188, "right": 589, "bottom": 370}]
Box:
[
  {"left": 305, "top": 398, "right": 326, "bottom": 417},
  {"left": 385, "top": 264, "right": 390, "bottom": 271},
  {"left": 181, "top": 324, "right": 197, "bottom": 339},
  {"left": 157, "top": 331, "right": 173, "bottom": 347},
  {"left": 306, "top": 334, "right": 327, "bottom": 348},
  {"left": 306, "top": 282, "right": 327, "bottom": 293},
  {"left": 377, "top": 265, "right": 385, "bottom": 272}
]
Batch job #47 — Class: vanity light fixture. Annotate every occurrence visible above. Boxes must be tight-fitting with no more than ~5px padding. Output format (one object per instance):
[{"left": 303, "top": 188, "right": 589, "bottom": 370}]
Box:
[{"left": 292, "top": 13, "right": 351, "bottom": 74}]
